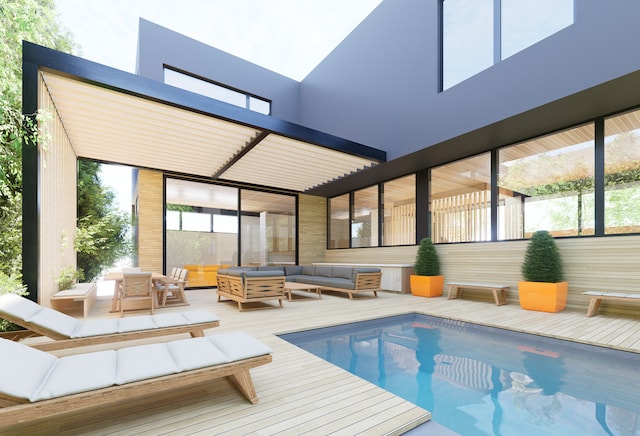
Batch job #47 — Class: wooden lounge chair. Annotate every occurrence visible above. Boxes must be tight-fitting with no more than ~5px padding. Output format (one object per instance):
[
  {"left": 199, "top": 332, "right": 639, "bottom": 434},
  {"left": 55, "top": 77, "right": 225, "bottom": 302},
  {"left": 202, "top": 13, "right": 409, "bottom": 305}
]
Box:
[
  {"left": 0, "top": 294, "right": 220, "bottom": 351},
  {"left": 0, "top": 331, "right": 272, "bottom": 427}
]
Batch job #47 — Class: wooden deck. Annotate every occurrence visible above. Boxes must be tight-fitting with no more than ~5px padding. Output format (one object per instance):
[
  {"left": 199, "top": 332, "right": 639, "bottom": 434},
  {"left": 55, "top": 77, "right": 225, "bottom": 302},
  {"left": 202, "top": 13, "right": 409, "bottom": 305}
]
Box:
[{"left": 3, "top": 288, "right": 640, "bottom": 435}]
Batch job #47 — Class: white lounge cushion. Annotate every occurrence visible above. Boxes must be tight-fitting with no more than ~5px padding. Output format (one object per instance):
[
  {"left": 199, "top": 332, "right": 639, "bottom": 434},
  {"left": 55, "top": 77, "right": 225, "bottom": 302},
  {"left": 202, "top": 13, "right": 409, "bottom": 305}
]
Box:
[
  {"left": 151, "top": 312, "right": 196, "bottom": 328},
  {"left": 181, "top": 310, "right": 221, "bottom": 324},
  {"left": 33, "top": 350, "right": 117, "bottom": 401},
  {"left": 73, "top": 318, "right": 121, "bottom": 337},
  {"left": 117, "top": 315, "right": 157, "bottom": 333},
  {"left": 0, "top": 294, "right": 220, "bottom": 339},
  {"left": 25, "top": 307, "right": 80, "bottom": 338},
  {"left": 0, "top": 293, "right": 42, "bottom": 320},
  {"left": 0, "top": 338, "right": 56, "bottom": 400},
  {"left": 167, "top": 337, "right": 229, "bottom": 370},
  {"left": 116, "top": 343, "right": 180, "bottom": 384},
  {"left": 1, "top": 332, "right": 270, "bottom": 403},
  {"left": 208, "top": 332, "right": 273, "bottom": 361}
]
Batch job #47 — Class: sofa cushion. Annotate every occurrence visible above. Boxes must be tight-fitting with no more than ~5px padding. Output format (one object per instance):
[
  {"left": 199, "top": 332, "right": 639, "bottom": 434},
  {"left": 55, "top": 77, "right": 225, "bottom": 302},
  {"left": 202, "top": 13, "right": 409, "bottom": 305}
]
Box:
[
  {"left": 309, "top": 277, "right": 356, "bottom": 290},
  {"left": 243, "top": 270, "right": 284, "bottom": 278},
  {"left": 285, "top": 265, "right": 303, "bottom": 276},
  {"left": 258, "top": 266, "right": 285, "bottom": 272},
  {"left": 331, "top": 267, "right": 353, "bottom": 280},
  {"left": 314, "top": 266, "right": 333, "bottom": 278},
  {"left": 301, "top": 265, "right": 315, "bottom": 276},
  {"left": 285, "top": 275, "right": 308, "bottom": 283}
]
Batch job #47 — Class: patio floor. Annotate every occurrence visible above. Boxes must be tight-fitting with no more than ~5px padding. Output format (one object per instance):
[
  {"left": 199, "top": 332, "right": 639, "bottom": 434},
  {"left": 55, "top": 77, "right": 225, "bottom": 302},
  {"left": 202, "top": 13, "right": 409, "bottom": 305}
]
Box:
[{"left": 3, "top": 287, "right": 640, "bottom": 435}]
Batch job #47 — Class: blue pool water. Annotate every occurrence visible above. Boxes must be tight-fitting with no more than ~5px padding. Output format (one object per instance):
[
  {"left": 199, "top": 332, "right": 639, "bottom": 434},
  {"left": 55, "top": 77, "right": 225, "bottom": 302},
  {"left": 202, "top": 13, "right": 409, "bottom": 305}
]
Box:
[{"left": 279, "top": 313, "right": 640, "bottom": 436}]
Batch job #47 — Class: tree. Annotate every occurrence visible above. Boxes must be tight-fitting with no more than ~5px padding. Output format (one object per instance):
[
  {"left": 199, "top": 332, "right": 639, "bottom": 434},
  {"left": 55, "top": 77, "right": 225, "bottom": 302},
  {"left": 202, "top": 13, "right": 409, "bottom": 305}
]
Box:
[
  {"left": 0, "top": 0, "right": 77, "bottom": 278},
  {"left": 76, "top": 161, "right": 132, "bottom": 281}
]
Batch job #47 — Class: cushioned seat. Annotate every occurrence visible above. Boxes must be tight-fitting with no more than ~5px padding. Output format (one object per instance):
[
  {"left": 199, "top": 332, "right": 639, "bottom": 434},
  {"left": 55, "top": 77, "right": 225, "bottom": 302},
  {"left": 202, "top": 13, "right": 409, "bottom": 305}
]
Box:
[
  {"left": 0, "top": 332, "right": 272, "bottom": 426},
  {"left": 0, "top": 294, "right": 220, "bottom": 351}
]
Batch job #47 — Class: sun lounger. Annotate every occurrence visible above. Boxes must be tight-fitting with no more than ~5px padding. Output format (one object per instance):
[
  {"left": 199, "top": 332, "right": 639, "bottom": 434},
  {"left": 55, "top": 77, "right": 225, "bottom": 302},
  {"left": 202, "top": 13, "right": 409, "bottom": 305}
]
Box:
[
  {"left": 0, "top": 294, "right": 220, "bottom": 351},
  {"left": 0, "top": 332, "right": 272, "bottom": 426}
]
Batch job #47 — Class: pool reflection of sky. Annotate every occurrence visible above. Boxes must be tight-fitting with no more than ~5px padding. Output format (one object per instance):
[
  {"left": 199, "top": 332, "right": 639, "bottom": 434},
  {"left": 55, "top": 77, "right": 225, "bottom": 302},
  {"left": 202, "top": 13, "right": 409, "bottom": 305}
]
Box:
[{"left": 279, "top": 313, "right": 640, "bottom": 436}]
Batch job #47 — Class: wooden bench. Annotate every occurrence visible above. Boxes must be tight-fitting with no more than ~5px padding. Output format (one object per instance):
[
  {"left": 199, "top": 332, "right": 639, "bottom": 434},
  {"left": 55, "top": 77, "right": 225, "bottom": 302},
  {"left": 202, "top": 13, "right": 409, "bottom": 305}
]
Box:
[
  {"left": 50, "top": 282, "right": 97, "bottom": 318},
  {"left": 446, "top": 282, "right": 510, "bottom": 306},
  {"left": 582, "top": 291, "right": 640, "bottom": 317}
]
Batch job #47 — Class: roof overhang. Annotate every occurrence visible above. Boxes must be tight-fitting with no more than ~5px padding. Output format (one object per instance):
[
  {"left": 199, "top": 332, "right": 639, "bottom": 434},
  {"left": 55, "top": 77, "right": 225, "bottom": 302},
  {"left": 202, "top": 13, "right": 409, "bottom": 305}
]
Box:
[
  {"left": 308, "top": 68, "right": 640, "bottom": 197},
  {"left": 25, "top": 42, "right": 386, "bottom": 193}
]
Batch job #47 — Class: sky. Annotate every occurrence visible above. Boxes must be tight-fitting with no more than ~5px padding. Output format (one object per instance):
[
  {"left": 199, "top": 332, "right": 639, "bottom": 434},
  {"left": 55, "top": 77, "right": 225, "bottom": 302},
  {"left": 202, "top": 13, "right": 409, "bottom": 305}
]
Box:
[
  {"left": 54, "top": 0, "right": 382, "bottom": 80},
  {"left": 54, "top": 0, "right": 382, "bottom": 211}
]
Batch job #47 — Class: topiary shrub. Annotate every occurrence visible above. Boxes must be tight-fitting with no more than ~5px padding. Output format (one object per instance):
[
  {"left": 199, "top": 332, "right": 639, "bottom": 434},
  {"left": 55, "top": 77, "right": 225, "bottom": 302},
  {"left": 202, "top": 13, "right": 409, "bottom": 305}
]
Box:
[
  {"left": 414, "top": 237, "right": 440, "bottom": 276},
  {"left": 521, "top": 230, "right": 563, "bottom": 283}
]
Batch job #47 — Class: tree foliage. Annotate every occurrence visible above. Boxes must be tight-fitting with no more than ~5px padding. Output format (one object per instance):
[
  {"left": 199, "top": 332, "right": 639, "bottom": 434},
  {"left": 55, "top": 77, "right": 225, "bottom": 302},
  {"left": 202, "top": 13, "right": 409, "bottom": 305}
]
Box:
[
  {"left": 76, "top": 161, "right": 132, "bottom": 281},
  {"left": 0, "top": 0, "right": 77, "bottom": 277}
]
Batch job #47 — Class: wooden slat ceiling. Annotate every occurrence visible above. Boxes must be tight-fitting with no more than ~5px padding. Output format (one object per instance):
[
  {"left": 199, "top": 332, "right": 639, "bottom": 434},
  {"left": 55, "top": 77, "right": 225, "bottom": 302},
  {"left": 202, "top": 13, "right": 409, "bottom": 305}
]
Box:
[{"left": 41, "top": 71, "right": 380, "bottom": 193}]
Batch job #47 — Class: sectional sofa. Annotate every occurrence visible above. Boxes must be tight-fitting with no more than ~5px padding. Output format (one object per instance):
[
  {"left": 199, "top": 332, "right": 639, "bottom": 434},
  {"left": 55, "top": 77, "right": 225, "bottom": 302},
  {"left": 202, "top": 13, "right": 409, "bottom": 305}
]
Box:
[{"left": 216, "top": 265, "right": 382, "bottom": 310}]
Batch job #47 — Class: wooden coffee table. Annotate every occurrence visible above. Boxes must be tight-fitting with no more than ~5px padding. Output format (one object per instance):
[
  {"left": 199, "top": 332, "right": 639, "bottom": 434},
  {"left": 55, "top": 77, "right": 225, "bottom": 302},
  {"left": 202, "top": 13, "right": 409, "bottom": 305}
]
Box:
[{"left": 284, "top": 282, "right": 322, "bottom": 301}]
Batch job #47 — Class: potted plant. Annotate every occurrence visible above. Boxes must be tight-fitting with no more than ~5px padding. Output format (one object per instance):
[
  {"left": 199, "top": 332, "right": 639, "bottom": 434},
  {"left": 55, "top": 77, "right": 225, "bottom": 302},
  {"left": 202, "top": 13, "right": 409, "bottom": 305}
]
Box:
[
  {"left": 518, "top": 230, "right": 568, "bottom": 312},
  {"left": 56, "top": 265, "right": 81, "bottom": 291},
  {"left": 410, "top": 237, "right": 444, "bottom": 297}
]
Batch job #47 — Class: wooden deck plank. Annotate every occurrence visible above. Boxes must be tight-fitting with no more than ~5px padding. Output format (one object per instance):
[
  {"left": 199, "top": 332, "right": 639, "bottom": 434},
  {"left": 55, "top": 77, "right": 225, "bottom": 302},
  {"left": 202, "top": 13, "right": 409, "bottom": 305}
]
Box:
[{"left": 2, "top": 288, "right": 639, "bottom": 435}]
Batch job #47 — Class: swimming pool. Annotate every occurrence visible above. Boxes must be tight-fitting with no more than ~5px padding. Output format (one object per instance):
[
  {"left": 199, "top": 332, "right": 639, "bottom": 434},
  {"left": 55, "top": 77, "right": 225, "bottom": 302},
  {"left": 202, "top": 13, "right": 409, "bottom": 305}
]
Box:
[{"left": 279, "top": 313, "right": 640, "bottom": 435}]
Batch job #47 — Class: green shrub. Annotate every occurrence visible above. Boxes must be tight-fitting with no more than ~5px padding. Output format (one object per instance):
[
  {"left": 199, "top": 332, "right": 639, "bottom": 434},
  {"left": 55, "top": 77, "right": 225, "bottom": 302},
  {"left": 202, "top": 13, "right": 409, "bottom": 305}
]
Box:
[
  {"left": 521, "top": 230, "right": 564, "bottom": 283},
  {"left": 414, "top": 237, "right": 440, "bottom": 276},
  {"left": 0, "top": 271, "right": 27, "bottom": 332},
  {"left": 56, "top": 265, "right": 82, "bottom": 291}
]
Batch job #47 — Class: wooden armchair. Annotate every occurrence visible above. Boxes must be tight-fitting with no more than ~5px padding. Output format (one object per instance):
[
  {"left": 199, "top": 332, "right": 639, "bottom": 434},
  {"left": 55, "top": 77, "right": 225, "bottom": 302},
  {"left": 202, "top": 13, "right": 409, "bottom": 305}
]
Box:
[
  {"left": 120, "top": 272, "right": 154, "bottom": 316},
  {"left": 155, "top": 268, "right": 189, "bottom": 306}
]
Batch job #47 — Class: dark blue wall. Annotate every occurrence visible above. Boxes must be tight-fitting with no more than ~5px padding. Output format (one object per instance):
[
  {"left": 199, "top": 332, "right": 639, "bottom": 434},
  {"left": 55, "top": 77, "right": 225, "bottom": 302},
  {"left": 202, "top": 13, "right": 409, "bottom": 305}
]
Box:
[
  {"left": 136, "top": 19, "right": 302, "bottom": 123},
  {"left": 299, "top": 0, "right": 640, "bottom": 160}
]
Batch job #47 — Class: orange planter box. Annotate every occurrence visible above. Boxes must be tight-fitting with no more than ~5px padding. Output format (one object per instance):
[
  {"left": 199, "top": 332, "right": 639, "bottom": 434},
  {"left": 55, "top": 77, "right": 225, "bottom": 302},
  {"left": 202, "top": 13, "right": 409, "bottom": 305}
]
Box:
[
  {"left": 518, "top": 281, "right": 568, "bottom": 313},
  {"left": 410, "top": 275, "right": 444, "bottom": 297}
]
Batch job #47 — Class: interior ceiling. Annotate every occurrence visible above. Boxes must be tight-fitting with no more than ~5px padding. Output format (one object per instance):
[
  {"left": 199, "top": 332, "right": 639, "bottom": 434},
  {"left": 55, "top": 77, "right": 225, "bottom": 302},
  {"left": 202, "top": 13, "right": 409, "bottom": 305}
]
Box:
[{"left": 41, "top": 71, "right": 381, "bottom": 193}]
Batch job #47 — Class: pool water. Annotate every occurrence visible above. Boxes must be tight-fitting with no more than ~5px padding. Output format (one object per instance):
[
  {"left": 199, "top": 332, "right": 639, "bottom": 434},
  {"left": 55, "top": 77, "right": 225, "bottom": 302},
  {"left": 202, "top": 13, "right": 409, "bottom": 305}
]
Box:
[{"left": 279, "top": 313, "right": 640, "bottom": 436}]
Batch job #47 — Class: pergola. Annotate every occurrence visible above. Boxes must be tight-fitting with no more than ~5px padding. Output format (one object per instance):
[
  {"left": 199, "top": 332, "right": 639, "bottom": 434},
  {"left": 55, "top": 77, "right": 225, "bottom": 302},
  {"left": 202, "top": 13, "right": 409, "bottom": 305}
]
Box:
[{"left": 22, "top": 41, "right": 385, "bottom": 302}]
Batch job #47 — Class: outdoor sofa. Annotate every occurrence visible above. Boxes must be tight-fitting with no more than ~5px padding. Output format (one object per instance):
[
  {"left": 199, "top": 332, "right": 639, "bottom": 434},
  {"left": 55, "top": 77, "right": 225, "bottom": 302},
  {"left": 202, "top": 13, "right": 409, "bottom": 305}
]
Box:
[
  {"left": 217, "top": 265, "right": 382, "bottom": 305},
  {"left": 0, "top": 331, "right": 272, "bottom": 426}
]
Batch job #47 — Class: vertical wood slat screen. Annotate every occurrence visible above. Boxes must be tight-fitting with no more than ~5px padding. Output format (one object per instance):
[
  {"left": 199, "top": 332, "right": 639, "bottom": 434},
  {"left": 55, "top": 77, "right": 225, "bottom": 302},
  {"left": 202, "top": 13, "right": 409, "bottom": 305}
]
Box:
[
  {"left": 385, "top": 203, "right": 415, "bottom": 245},
  {"left": 432, "top": 191, "right": 490, "bottom": 243},
  {"left": 38, "top": 74, "right": 78, "bottom": 304}
]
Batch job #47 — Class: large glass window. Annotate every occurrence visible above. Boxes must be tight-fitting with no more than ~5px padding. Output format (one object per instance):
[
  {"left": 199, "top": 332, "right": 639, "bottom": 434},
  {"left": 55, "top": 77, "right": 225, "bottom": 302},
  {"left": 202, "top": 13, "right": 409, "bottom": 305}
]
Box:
[
  {"left": 443, "top": 0, "right": 574, "bottom": 90},
  {"left": 501, "top": 0, "right": 574, "bottom": 60},
  {"left": 329, "top": 194, "right": 350, "bottom": 248},
  {"left": 164, "top": 67, "right": 271, "bottom": 115},
  {"left": 431, "top": 154, "right": 491, "bottom": 243},
  {"left": 498, "top": 123, "right": 595, "bottom": 239},
  {"left": 165, "top": 179, "right": 296, "bottom": 285},
  {"left": 604, "top": 109, "right": 640, "bottom": 234},
  {"left": 383, "top": 175, "right": 416, "bottom": 246},
  {"left": 443, "top": 0, "right": 493, "bottom": 90},
  {"left": 240, "top": 190, "right": 296, "bottom": 266},
  {"left": 165, "top": 179, "right": 238, "bottom": 287},
  {"left": 352, "top": 186, "right": 379, "bottom": 248}
]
